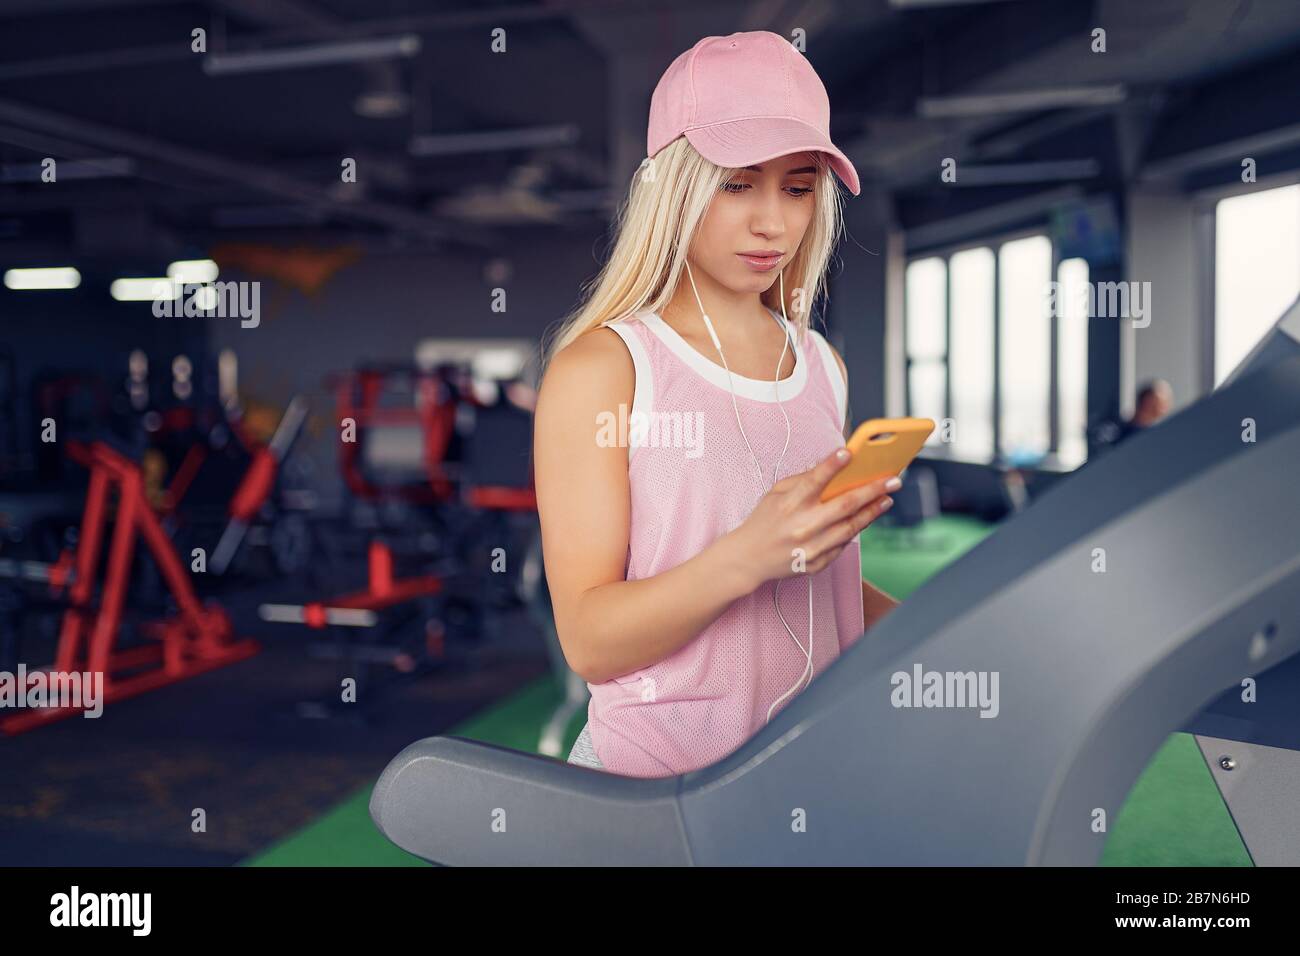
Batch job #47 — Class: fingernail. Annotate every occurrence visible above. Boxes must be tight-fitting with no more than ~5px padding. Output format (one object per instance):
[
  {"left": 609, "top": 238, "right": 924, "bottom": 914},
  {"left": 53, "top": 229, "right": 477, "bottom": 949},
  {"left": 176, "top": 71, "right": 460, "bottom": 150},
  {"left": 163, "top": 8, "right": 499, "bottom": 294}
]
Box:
[
  {"left": 881, "top": 496, "right": 894, "bottom": 510},
  {"left": 886, "top": 476, "right": 902, "bottom": 491},
  {"left": 835, "top": 448, "right": 850, "bottom": 462}
]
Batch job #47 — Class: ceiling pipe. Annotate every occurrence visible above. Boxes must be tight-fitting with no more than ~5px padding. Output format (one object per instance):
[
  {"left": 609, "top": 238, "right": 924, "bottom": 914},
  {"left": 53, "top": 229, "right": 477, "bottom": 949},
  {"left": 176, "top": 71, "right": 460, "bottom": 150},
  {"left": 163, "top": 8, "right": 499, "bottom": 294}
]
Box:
[{"left": 0, "top": 97, "right": 490, "bottom": 247}]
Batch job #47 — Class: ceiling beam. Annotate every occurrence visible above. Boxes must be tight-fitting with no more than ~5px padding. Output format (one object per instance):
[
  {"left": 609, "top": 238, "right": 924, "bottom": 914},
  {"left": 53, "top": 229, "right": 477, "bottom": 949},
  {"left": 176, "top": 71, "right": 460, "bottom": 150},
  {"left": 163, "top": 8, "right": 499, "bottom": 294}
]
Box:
[{"left": 0, "top": 97, "right": 492, "bottom": 247}]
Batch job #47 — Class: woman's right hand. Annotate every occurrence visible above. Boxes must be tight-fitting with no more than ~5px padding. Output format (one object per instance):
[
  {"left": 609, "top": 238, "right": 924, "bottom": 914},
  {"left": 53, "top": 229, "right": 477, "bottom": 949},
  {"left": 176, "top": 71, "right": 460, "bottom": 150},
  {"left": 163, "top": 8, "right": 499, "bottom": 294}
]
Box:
[{"left": 725, "top": 448, "right": 901, "bottom": 591}]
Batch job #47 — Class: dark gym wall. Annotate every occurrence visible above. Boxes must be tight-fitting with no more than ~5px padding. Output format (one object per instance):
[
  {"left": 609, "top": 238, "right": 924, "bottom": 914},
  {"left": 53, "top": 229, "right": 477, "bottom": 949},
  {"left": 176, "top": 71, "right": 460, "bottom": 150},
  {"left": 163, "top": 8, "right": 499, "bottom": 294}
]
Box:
[
  {"left": 0, "top": 285, "right": 206, "bottom": 483},
  {"left": 207, "top": 226, "right": 610, "bottom": 507},
  {"left": 829, "top": 194, "right": 895, "bottom": 429}
]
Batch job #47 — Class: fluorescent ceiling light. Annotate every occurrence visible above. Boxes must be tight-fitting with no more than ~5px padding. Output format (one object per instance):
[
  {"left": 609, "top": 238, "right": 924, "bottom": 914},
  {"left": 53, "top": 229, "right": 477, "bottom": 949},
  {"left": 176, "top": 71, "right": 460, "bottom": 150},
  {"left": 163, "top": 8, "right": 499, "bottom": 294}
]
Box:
[
  {"left": 203, "top": 34, "right": 421, "bottom": 76},
  {"left": 194, "top": 285, "right": 218, "bottom": 310},
  {"left": 4, "top": 267, "right": 81, "bottom": 290},
  {"left": 111, "top": 277, "right": 177, "bottom": 301},
  {"left": 167, "top": 259, "right": 219, "bottom": 284},
  {"left": 409, "top": 124, "right": 580, "bottom": 157},
  {"left": 919, "top": 85, "right": 1127, "bottom": 118}
]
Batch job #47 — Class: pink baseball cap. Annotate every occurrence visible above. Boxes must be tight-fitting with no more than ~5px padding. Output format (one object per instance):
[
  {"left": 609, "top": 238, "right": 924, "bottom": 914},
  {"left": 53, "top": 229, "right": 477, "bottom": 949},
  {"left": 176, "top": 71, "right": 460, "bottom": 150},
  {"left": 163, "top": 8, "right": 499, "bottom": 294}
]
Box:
[{"left": 647, "top": 30, "right": 861, "bottom": 196}]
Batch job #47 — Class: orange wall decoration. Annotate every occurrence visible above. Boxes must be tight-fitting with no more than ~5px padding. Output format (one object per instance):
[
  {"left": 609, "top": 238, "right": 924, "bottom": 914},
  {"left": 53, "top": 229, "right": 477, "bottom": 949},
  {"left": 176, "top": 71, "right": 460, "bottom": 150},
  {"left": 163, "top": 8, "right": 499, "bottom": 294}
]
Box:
[{"left": 209, "top": 242, "right": 362, "bottom": 298}]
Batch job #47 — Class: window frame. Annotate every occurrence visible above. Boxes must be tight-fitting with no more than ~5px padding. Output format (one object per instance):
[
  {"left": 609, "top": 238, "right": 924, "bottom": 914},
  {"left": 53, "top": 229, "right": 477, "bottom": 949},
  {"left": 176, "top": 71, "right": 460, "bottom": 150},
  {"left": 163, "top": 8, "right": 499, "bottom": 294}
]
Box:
[
  {"left": 900, "top": 253, "right": 951, "bottom": 440},
  {"left": 903, "top": 225, "right": 1078, "bottom": 467},
  {"left": 1195, "top": 171, "right": 1300, "bottom": 391}
]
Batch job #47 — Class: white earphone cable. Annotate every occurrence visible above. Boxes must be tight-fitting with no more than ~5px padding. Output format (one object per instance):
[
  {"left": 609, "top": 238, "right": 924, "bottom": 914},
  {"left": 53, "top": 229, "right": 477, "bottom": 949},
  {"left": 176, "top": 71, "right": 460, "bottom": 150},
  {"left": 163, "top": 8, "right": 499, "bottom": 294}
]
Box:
[{"left": 683, "top": 261, "right": 816, "bottom": 725}]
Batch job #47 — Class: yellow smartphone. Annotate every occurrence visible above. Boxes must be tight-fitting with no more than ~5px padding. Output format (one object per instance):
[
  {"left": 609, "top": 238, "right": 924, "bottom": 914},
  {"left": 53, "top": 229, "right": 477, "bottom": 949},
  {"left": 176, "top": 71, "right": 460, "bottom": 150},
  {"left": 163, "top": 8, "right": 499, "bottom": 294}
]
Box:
[{"left": 819, "top": 417, "right": 936, "bottom": 503}]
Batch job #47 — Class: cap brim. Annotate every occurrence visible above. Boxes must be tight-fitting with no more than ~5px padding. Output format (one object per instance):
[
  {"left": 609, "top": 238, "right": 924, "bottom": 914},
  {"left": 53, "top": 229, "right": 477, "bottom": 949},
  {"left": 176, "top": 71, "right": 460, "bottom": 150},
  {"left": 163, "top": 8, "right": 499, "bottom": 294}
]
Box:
[{"left": 684, "top": 117, "right": 861, "bottom": 196}]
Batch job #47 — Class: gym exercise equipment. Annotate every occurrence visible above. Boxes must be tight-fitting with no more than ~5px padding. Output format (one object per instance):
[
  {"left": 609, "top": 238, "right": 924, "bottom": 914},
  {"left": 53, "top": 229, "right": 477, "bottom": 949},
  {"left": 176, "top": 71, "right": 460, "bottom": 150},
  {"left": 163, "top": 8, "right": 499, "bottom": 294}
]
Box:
[
  {"left": 260, "top": 541, "right": 441, "bottom": 630},
  {"left": 369, "top": 299, "right": 1300, "bottom": 866},
  {"left": 452, "top": 388, "right": 539, "bottom": 614},
  {"left": 0, "top": 441, "right": 258, "bottom": 735},
  {"left": 258, "top": 539, "right": 445, "bottom": 719},
  {"left": 143, "top": 390, "right": 315, "bottom": 580},
  {"left": 334, "top": 366, "right": 459, "bottom": 507},
  {"left": 261, "top": 538, "right": 449, "bottom": 681},
  {"left": 209, "top": 395, "right": 309, "bottom": 574},
  {"left": 255, "top": 370, "right": 543, "bottom": 720}
]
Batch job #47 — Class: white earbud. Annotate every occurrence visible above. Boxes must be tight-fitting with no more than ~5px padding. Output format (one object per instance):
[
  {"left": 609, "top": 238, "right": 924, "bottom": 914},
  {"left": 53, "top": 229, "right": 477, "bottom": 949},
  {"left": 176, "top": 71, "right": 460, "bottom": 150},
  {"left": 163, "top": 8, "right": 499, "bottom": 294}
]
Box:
[{"left": 683, "top": 261, "right": 816, "bottom": 724}]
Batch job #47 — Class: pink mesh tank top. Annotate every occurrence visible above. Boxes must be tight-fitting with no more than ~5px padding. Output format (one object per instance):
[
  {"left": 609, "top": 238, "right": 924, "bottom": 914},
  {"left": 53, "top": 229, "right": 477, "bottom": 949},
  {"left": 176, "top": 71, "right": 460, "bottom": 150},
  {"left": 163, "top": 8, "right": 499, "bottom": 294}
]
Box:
[{"left": 586, "top": 306, "right": 866, "bottom": 778}]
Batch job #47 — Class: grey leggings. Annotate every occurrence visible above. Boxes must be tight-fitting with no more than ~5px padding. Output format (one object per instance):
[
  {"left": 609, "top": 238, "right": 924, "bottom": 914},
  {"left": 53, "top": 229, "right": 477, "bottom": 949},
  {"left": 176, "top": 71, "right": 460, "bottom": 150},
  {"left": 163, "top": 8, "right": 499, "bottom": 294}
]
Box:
[{"left": 567, "top": 721, "right": 604, "bottom": 769}]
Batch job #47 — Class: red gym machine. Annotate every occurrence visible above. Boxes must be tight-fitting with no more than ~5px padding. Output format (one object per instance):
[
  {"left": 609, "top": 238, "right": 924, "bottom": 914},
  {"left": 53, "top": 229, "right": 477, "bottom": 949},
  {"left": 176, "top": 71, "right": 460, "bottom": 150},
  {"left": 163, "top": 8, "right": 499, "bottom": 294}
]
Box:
[
  {"left": 0, "top": 441, "right": 258, "bottom": 735},
  {"left": 260, "top": 539, "right": 442, "bottom": 631},
  {"left": 254, "top": 363, "right": 541, "bottom": 719},
  {"left": 334, "top": 367, "right": 458, "bottom": 505},
  {"left": 260, "top": 538, "right": 444, "bottom": 676},
  {"left": 209, "top": 395, "right": 309, "bottom": 574}
]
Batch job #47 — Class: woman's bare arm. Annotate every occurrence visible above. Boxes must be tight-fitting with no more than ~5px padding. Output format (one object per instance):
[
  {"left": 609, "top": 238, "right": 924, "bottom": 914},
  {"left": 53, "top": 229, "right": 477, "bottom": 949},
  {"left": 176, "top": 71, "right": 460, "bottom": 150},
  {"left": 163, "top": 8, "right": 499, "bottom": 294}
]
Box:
[{"left": 534, "top": 327, "right": 757, "bottom": 685}]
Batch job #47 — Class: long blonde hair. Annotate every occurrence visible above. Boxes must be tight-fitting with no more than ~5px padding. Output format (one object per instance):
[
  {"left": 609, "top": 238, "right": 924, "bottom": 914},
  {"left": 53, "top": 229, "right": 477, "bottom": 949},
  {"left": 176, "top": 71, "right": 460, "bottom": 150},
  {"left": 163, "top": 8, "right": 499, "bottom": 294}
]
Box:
[{"left": 540, "top": 137, "right": 847, "bottom": 373}]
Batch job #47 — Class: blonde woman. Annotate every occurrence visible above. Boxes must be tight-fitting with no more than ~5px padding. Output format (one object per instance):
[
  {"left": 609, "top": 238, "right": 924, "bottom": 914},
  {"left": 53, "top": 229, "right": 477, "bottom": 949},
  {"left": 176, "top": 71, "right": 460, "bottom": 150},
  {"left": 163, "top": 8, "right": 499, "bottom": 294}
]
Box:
[{"left": 535, "top": 31, "right": 900, "bottom": 778}]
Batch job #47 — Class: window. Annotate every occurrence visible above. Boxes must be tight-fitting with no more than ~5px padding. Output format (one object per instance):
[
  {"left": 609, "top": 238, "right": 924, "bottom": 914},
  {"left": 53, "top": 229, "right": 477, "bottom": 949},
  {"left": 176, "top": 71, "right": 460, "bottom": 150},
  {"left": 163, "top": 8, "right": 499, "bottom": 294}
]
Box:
[
  {"left": 1214, "top": 184, "right": 1300, "bottom": 385},
  {"left": 998, "top": 235, "right": 1052, "bottom": 463},
  {"left": 1056, "top": 257, "right": 1090, "bottom": 468},
  {"left": 949, "top": 247, "right": 994, "bottom": 459},
  {"left": 904, "top": 257, "right": 947, "bottom": 446},
  {"left": 904, "top": 232, "right": 1088, "bottom": 468}
]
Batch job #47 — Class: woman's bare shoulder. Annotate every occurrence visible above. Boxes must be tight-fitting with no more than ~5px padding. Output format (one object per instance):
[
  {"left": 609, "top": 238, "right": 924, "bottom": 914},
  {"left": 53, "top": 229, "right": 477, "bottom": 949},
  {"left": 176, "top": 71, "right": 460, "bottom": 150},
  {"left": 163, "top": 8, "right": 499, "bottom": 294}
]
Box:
[{"left": 538, "top": 324, "right": 635, "bottom": 410}]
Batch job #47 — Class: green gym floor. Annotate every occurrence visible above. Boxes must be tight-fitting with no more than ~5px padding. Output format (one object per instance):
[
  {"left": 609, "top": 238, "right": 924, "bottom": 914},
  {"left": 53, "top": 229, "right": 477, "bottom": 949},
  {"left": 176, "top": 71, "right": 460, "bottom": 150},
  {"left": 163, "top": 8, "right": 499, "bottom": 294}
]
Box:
[{"left": 244, "top": 514, "right": 1251, "bottom": 867}]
